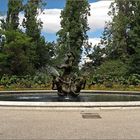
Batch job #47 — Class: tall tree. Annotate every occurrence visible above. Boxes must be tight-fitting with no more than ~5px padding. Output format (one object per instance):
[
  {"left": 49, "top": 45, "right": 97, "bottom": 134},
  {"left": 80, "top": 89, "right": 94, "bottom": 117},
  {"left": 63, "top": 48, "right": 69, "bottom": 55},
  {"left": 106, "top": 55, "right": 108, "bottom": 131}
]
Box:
[
  {"left": 127, "top": 1, "right": 140, "bottom": 74},
  {"left": 23, "top": 0, "right": 42, "bottom": 41},
  {"left": 1, "top": 31, "right": 36, "bottom": 75},
  {"left": 0, "top": 0, "right": 37, "bottom": 75},
  {"left": 57, "top": 0, "right": 90, "bottom": 67},
  {"left": 99, "top": 0, "right": 140, "bottom": 75},
  {"left": 23, "top": 0, "right": 48, "bottom": 68},
  {"left": 6, "top": 0, "right": 23, "bottom": 30},
  {"left": 101, "top": 0, "right": 133, "bottom": 60}
]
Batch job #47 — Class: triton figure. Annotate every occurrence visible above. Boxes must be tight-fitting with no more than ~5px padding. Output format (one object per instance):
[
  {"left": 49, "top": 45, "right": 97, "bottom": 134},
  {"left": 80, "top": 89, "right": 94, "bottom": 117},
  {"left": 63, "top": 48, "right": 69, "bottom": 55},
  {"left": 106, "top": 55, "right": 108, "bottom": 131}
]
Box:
[{"left": 52, "top": 52, "right": 86, "bottom": 97}]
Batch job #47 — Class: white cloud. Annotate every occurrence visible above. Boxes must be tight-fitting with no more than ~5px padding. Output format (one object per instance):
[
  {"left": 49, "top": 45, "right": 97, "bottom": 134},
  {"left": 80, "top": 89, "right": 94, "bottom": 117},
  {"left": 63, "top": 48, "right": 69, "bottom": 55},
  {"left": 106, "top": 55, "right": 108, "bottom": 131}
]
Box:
[
  {"left": 0, "top": 16, "right": 3, "bottom": 20},
  {"left": 38, "top": 1, "right": 113, "bottom": 33},
  {"left": 38, "top": 9, "right": 61, "bottom": 33},
  {"left": 88, "top": 1, "right": 113, "bottom": 31},
  {"left": 0, "top": 17, "right": 2, "bottom": 29},
  {"left": 1, "top": 1, "right": 113, "bottom": 34},
  {"left": 19, "top": 12, "right": 25, "bottom": 30},
  {"left": 39, "top": 1, "right": 113, "bottom": 33},
  {"left": 18, "top": 9, "right": 61, "bottom": 33},
  {"left": 88, "top": 37, "right": 101, "bottom": 47},
  {"left": 0, "top": 15, "right": 6, "bottom": 29}
]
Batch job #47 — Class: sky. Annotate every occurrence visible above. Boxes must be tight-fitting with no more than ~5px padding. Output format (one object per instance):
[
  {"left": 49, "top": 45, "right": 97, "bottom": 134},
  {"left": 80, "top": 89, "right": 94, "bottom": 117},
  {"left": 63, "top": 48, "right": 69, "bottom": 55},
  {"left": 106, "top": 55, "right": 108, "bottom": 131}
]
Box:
[{"left": 0, "top": 0, "right": 113, "bottom": 47}]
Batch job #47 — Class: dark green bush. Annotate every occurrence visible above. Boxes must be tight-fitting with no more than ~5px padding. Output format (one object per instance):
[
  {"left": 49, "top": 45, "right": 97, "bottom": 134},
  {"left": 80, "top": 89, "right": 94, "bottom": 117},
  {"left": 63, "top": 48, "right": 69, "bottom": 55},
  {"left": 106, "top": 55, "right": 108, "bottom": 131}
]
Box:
[
  {"left": 0, "top": 74, "right": 51, "bottom": 88},
  {"left": 128, "top": 74, "right": 140, "bottom": 85}
]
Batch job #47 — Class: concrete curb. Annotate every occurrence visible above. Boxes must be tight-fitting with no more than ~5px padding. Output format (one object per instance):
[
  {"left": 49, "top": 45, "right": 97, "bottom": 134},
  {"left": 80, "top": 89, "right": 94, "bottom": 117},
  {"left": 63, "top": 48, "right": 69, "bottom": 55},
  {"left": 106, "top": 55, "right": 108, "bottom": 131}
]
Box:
[
  {"left": 0, "top": 90, "right": 140, "bottom": 94},
  {"left": 0, "top": 90, "right": 57, "bottom": 94},
  {"left": 0, "top": 101, "right": 140, "bottom": 107}
]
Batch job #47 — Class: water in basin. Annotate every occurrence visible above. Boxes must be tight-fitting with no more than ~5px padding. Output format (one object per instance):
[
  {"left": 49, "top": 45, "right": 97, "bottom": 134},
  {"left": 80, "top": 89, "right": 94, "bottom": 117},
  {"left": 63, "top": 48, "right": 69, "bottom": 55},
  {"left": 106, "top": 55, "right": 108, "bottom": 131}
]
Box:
[{"left": 0, "top": 93, "right": 140, "bottom": 102}]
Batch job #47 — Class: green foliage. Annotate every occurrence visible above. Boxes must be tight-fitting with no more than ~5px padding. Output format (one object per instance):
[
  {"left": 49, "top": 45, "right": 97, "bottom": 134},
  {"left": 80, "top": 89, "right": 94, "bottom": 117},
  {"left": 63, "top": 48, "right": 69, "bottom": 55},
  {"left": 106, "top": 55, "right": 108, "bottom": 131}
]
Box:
[
  {"left": 85, "top": 0, "right": 140, "bottom": 87},
  {"left": 87, "top": 59, "right": 140, "bottom": 86},
  {"left": 6, "top": 0, "right": 23, "bottom": 30},
  {"left": 57, "top": 0, "right": 90, "bottom": 67},
  {"left": 0, "top": 0, "right": 55, "bottom": 79},
  {"left": 33, "top": 72, "right": 50, "bottom": 85},
  {"left": 0, "top": 30, "right": 36, "bottom": 75},
  {"left": 96, "top": 60, "right": 128, "bottom": 78},
  {"left": 0, "top": 0, "right": 140, "bottom": 89},
  {"left": 0, "top": 75, "right": 12, "bottom": 87},
  {"left": 23, "top": 0, "right": 42, "bottom": 40},
  {"left": 128, "top": 74, "right": 140, "bottom": 85},
  {"left": 88, "top": 59, "right": 129, "bottom": 85},
  {"left": 23, "top": 0, "right": 49, "bottom": 68},
  {"left": 99, "top": 0, "right": 140, "bottom": 75},
  {"left": 101, "top": 0, "right": 132, "bottom": 60},
  {"left": 0, "top": 74, "right": 50, "bottom": 89},
  {"left": 88, "top": 45, "right": 105, "bottom": 68}
]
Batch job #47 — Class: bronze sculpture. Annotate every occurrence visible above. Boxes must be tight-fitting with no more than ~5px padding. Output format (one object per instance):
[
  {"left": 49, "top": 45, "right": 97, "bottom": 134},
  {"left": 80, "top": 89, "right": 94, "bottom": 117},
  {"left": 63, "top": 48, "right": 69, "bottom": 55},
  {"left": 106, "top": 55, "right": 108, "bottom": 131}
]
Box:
[{"left": 52, "top": 52, "right": 86, "bottom": 97}]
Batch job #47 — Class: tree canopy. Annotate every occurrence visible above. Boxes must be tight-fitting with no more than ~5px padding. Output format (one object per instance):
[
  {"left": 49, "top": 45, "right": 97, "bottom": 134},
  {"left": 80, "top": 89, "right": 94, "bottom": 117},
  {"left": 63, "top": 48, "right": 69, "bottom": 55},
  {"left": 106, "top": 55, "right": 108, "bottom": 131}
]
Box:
[
  {"left": 0, "top": 0, "right": 140, "bottom": 87},
  {"left": 57, "top": 0, "right": 90, "bottom": 67}
]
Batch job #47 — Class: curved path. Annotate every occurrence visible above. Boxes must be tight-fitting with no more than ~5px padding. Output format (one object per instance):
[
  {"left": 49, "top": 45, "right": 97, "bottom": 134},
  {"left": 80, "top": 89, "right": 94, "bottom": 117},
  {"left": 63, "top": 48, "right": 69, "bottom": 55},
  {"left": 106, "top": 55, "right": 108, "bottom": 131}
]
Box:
[{"left": 0, "top": 107, "right": 140, "bottom": 139}]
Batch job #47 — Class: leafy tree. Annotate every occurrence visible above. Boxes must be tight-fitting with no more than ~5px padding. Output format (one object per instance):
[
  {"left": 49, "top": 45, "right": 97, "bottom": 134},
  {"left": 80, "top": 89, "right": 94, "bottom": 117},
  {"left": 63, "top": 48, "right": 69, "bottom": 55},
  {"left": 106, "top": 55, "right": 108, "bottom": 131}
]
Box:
[
  {"left": 100, "top": 0, "right": 133, "bottom": 60},
  {"left": 57, "top": 0, "right": 90, "bottom": 67},
  {"left": 23, "top": 0, "right": 48, "bottom": 68},
  {"left": 95, "top": 59, "right": 128, "bottom": 80},
  {"left": 99, "top": 0, "right": 140, "bottom": 75},
  {"left": 6, "top": 0, "right": 23, "bottom": 30},
  {"left": 45, "top": 41, "right": 57, "bottom": 65},
  {"left": 23, "top": 0, "right": 42, "bottom": 40},
  {"left": 88, "top": 45, "right": 105, "bottom": 68},
  {"left": 0, "top": 0, "right": 37, "bottom": 75},
  {"left": 0, "top": 30, "right": 36, "bottom": 75},
  {"left": 86, "top": 0, "right": 140, "bottom": 85},
  {"left": 127, "top": 1, "right": 140, "bottom": 74}
]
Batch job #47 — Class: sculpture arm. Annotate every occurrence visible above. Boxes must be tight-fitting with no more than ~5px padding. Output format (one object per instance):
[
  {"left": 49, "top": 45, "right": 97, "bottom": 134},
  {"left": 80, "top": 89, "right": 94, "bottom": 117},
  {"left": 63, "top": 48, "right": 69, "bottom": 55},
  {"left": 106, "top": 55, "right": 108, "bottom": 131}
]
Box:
[{"left": 57, "top": 64, "right": 70, "bottom": 69}]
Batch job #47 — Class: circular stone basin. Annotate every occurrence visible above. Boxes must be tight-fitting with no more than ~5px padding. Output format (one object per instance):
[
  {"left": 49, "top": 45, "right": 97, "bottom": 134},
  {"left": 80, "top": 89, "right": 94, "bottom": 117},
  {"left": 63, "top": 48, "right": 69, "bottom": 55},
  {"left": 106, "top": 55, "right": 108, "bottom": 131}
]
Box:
[{"left": 0, "top": 93, "right": 140, "bottom": 102}]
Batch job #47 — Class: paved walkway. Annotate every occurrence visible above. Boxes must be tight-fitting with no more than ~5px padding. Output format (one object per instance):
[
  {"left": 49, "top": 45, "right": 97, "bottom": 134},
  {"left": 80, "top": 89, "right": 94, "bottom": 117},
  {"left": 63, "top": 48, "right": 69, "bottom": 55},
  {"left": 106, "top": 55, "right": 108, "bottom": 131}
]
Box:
[{"left": 0, "top": 107, "right": 140, "bottom": 140}]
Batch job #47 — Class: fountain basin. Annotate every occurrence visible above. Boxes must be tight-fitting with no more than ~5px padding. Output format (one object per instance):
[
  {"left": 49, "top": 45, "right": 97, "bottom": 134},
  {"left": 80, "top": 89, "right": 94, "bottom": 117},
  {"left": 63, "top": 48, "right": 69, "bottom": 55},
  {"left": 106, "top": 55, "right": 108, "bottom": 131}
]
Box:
[
  {"left": 0, "top": 90, "right": 140, "bottom": 108},
  {"left": 0, "top": 92, "right": 140, "bottom": 102}
]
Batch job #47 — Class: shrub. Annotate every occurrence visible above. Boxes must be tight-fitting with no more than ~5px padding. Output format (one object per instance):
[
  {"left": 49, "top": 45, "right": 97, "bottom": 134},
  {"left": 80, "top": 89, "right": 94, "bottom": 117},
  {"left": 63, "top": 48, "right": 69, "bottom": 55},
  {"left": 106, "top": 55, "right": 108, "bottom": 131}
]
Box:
[
  {"left": 89, "top": 59, "right": 129, "bottom": 84},
  {"left": 128, "top": 74, "right": 140, "bottom": 85}
]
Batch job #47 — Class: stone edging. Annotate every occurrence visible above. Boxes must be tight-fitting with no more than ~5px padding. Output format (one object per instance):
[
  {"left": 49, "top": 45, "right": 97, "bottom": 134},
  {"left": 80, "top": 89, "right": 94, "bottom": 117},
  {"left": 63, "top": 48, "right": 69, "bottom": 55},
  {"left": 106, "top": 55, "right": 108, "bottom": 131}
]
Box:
[
  {"left": 0, "top": 90, "right": 140, "bottom": 94},
  {"left": 0, "top": 101, "right": 140, "bottom": 107},
  {"left": 0, "top": 90, "right": 140, "bottom": 108}
]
